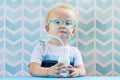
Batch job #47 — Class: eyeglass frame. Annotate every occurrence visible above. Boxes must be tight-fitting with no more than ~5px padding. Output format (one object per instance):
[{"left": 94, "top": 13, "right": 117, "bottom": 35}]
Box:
[{"left": 47, "top": 18, "right": 76, "bottom": 30}]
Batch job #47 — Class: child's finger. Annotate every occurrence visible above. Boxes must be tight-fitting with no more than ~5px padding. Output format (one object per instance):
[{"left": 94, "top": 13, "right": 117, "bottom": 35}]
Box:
[
  {"left": 54, "top": 73, "right": 63, "bottom": 78},
  {"left": 55, "top": 69, "right": 60, "bottom": 74},
  {"left": 68, "top": 72, "right": 77, "bottom": 77},
  {"left": 55, "top": 63, "right": 63, "bottom": 66},
  {"left": 59, "top": 68, "right": 68, "bottom": 73},
  {"left": 67, "top": 73, "right": 73, "bottom": 77},
  {"left": 68, "top": 65, "right": 73, "bottom": 68},
  {"left": 59, "top": 65, "right": 67, "bottom": 69},
  {"left": 67, "top": 67, "right": 75, "bottom": 72}
]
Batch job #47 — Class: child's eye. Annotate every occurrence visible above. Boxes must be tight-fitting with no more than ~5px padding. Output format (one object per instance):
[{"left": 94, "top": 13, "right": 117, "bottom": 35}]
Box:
[
  {"left": 54, "top": 21, "right": 60, "bottom": 25},
  {"left": 66, "top": 21, "right": 72, "bottom": 26}
]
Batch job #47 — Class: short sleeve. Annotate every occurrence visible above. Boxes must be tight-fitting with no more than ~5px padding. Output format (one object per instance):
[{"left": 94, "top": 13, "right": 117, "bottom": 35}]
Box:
[
  {"left": 29, "top": 43, "right": 44, "bottom": 65},
  {"left": 74, "top": 48, "right": 83, "bottom": 66}
]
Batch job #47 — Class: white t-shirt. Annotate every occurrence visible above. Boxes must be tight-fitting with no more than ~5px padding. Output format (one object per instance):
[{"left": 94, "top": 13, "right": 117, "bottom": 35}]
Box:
[{"left": 30, "top": 41, "right": 83, "bottom": 67}]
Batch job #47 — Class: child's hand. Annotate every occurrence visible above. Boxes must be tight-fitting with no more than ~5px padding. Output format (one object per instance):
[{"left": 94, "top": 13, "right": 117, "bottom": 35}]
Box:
[
  {"left": 47, "top": 63, "right": 67, "bottom": 77},
  {"left": 67, "top": 65, "right": 79, "bottom": 77}
]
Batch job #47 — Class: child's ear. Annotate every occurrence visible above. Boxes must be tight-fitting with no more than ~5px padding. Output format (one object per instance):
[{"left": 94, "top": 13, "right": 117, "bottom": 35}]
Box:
[
  {"left": 71, "top": 28, "right": 76, "bottom": 35},
  {"left": 45, "top": 25, "right": 49, "bottom": 32}
]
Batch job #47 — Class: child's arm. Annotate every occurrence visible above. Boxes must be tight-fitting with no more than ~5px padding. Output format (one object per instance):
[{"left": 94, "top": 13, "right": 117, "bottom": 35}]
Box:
[
  {"left": 29, "top": 62, "right": 49, "bottom": 76},
  {"left": 67, "top": 64, "right": 86, "bottom": 77},
  {"left": 29, "top": 62, "right": 66, "bottom": 77}
]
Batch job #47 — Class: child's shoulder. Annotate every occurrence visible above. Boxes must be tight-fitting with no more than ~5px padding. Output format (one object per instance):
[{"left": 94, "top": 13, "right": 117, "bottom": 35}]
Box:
[
  {"left": 38, "top": 40, "right": 46, "bottom": 44},
  {"left": 67, "top": 45, "right": 81, "bottom": 53},
  {"left": 67, "top": 45, "right": 78, "bottom": 51},
  {"left": 37, "top": 40, "right": 51, "bottom": 48},
  {"left": 36, "top": 40, "right": 47, "bottom": 47},
  {"left": 34, "top": 40, "right": 49, "bottom": 52}
]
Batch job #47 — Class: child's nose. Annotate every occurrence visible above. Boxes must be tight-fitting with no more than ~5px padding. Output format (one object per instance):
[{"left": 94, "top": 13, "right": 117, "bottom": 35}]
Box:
[{"left": 61, "top": 24, "right": 65, "bottom": 28}]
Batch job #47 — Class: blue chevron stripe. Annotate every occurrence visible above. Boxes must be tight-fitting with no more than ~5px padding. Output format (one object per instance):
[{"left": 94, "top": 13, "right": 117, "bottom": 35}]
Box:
[
  {"left": 114, "top": 53, "right": 120, "bottom": 63},
  {"left": 0, "top": 9, "right": 3, "bottom": 17},
  {"left": 96, "top": 53, "right": 112, "bottom": 63},
  {"left": 24, "top": 53, "right": 31, "bottom": 62},
  {"left": 0, "top": 74, "right": 3, "bottom": 78},
  {"left": 79, "top": 10, "right": 94, "bottom": 20},
  {"left": 24, "top": 43, "right": 34, "bottom": 52},
  {"left": 0, "top": 20, "right": 3, "bottom": 28},
  {"left": 0, "top": 30, "right": 3, "bottom": 38},
  {"left": 114, "top": 9, "right": 120, "bottom": 19},
  {"left": 96, "top": 42, "right": 112, "bottom": 53},
  {"left": 24, "top": 9, "right": 40, "bottom": 19},
  {"left": 96, "top": 63, "right": 112, "bottom": 74},
  {"left": 114, "top": 42, "right": 120, "bottom": 52},
  {"left": 78, "top": 31, "right": 94, "bottom": 41},
  {"left": 6, "top": 53, "right": 22, "bottom": 63},
  {"left": 42, "top": 0, "right": 58, "bottom": 8},
  {"left": 39, "top": 32, "right": 51, "bottom": 41},
  {"left": 96, "top": 10, "right": 112, "bottom": 21},
  {"left": 78, "top": 42, "right": 94, "bottom": 52},
  {"left": 114, "top": 0, "right": 120, "bottom": 8},
  {"left": 83, "top": 54, "right": 93, "bottom": 64},
  {"left": 60, "top": 0, "right": 76, "bottom": 6},
  {"left": 70, "top": 32, "right": 76, "bottom": 40},
  {"left": 114, "top": 63, "right": 120, "bottom": 73},
  {"left": 23, "top": 63, "right": 28, "bottom": 72},
  {"left": 6, "top": 63, "right": 21, "bottom": 74},
  {"left": 96, "top": 31, "right": 112, "bottom": 42},
  {"left": 6, "top": 41, "right": 22, "bottom": 52},
  {"left": 0, "top": 64, "right": 3, "bottom": 76},
  {"left": 6, "top": 31, "right": 21, "bottom": 42},
  {"left": 0, "top": 53, "right": 3, "bottom": 61},
  {"left": 42, "top": 8, "right": 47, "bottom": 18},
  {"left": 96, "top": 0, "right": 112, "bottom": 9},
  {"left": 6, "top": 20, "right": 22, "bottom": 31},
  {"left": 71, "top": 42, "right": 77, "bottom": 47},
  {"left": 24, "top": 0, "right": 40, "bottom": 9},
  {"left": 79, "top": 20, "right": 94, "bottom": 31},
  {"left": 114, "top": 21, "right": 120, "bottom": 30},
  {"left": 6, "top": 10, "right": 22, "bottom": 20},
  {"left": 6, "top": 0, "right": 22, "bottom": 9},
  {"left": 0, "top": 63, "right": 3, "bottom": 70},
  {"left": 0, "top": 28, "right": 3, "bottom": 52},
  {"left": 114, "top": 32, "right": 120, "bottom": 41},
  {"left": 86, "top": 63, "right": 94, "bottom": 74},
  {"left": 70, "top": 33, "right": 77, "bottom": 45},
  {"left": 78, "top": 0, "right": 94, "bottom": 9},
  {"left": 0, "top": 41, "right": 3, "bottom": 49},
  {"left": 96, "top": 20, "right": 112, "bottom": 31},
  {"left": 24, "top": 20, "right": 40, "bottom": 31},
  {"left": 0, "top": 0, "right": 3, "bottom": 6},
  {"left": 24, "top": 32, "right": 40, "bottom": 42}
]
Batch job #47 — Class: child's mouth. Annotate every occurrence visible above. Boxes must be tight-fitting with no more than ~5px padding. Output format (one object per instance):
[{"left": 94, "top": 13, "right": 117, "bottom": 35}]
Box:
[{"left": 59, "top": 31, "right": 66, "bottom": 34}]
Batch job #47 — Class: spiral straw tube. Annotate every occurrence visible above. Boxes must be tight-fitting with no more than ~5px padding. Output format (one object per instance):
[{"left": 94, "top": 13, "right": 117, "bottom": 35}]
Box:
[{"left": 39, "top": 32, "right": 71, "bottom": 55}]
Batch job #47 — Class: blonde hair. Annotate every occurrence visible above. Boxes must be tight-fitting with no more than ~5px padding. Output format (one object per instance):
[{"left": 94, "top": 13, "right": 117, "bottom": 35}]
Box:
[{"left": 45, "top": 3, "right": 78, "bottom": 24}]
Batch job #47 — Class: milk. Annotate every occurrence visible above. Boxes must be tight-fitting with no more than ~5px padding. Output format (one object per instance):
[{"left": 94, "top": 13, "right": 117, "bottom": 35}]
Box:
[{"left": 58, "top": 47, "right": 70, "bottom": 77}]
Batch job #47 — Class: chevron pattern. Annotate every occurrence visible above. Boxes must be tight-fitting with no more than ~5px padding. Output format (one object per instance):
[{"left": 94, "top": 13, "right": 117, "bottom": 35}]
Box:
[
  {"left": 78, "top": 0, "right": 95, "bottom": 76},
  {"left": 0, "top": 0, "right": 120, "bottom": 77},
  {"left": 0, "top": 0, "right": 4, "bottom": 78},
  {"left": 23, "top": 0, "right": 41, "bottom": 76},
  {"left": 5, "top": 0, "right": 22, "bottom": 77},
  {"left": 96, "top": 0, "right": 113, "bottom": 76},
  {"left": 113, "top": 0, "right": 120, "bottom": 76}
]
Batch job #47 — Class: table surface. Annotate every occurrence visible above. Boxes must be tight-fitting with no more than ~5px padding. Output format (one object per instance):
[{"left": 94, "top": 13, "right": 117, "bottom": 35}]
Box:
[{"left": 1, "top": 76, "right": 120, "bottom": 80}]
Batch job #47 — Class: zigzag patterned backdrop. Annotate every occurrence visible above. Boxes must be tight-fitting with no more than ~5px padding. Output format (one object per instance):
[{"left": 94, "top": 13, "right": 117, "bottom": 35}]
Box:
[{"left": 0, "top": 0, "right": 120, "bottom": 77}]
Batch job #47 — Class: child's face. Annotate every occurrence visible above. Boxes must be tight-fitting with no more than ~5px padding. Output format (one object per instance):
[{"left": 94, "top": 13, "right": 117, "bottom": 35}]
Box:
[{"left": 46, "top": 8, "right": 76, "bottom": 40}]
